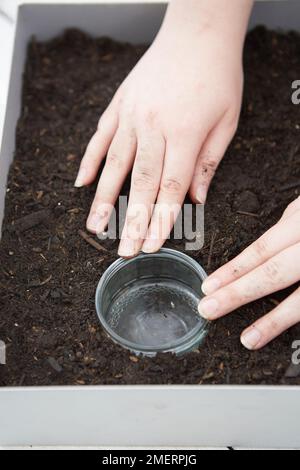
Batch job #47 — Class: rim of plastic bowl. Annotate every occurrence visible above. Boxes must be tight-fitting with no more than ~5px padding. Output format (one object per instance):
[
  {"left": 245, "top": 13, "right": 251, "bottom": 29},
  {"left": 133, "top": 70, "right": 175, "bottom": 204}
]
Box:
[{"left": 95, "top": 248, "right": 209, "bottom": 355}]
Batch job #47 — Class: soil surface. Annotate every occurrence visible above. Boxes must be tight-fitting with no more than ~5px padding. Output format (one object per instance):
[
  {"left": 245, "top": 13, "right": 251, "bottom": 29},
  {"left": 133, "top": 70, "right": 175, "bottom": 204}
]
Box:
[{"left": 1, "top": 27, "right": 300, "bottom": 387}]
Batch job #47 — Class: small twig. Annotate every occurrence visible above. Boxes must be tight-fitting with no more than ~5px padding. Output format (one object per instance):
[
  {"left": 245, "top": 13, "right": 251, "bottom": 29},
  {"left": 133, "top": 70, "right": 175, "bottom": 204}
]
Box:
[
  {"left": 198, "top": 357, "right": 215, "bottom": 385},
  {"left": 29, "top": 275, "right": 52, "bottom": 288},
  {"left": 207, "top": 230, "right": 217, "bottom": 270},
  {"left": 18, "top": 374, "right": 26, "bottom": 387},
  {"left": 47, "top": 237, "right": 52, "bottom": 251},
  {"left": 278, "top": 181, "right": 300, "bottom": 192},
  {"left": 11, "top": 209, "right": 51, "bottom": 233},
  {"left": 78, "top": 229, "right": 107, "bottom": 252},
  {"left": 236, "top": 210, "right": 260, "bottom": 218}
]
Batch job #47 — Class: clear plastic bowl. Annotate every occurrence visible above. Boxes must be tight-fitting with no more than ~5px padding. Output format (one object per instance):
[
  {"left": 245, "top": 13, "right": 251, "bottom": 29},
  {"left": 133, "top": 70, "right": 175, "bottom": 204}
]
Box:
[{"left": 95, "top": 248, "right": 209, "bottom": 356}]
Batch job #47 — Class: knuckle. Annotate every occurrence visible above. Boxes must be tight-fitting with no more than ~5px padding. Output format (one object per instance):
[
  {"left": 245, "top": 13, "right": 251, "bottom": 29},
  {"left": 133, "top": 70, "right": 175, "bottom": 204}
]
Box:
[
  {"left": 268, "top": 318, "right": 280, "bottom": 335},
  {"left": 125, "top": 206, "right": 140, "bottom": 226},
  {"left": 106, "top": 151, "right": 124, "bottom": 170},
  {"left": 200, "top": 157, "right": 219, "bottom": 177},
  {"left": 132, "top": 167, "right": 156, "bottom": 191},
  {"left": 226, "top": 285, "right": 245, "bottom": 304},
  {"left": 253, "top": 237, "right": 270, "bottom": 261},
  {"left": 160, "top": 177, "right": 183, "bottom": 195},
  {"left": 124, "top": 208, "right": 148, "bottom": 239},
  {"left": 128, "top": 126, "right": 136, "bottom": 141},
  {"left": 126, "top": 215, "right": 140, "bottom": 237},
  {"left": 126, "top": 213, "right": 139, "bottom": 226},
  {"left": 262, "top": 259, "right": 282, "bottom": 284},
  {"left": 231, "top": 265, "right": 243, "bottom": 280}
]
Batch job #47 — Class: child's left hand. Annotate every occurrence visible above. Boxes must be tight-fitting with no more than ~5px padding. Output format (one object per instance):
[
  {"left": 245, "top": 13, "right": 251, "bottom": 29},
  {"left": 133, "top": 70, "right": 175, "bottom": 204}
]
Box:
[{"left": 75, "top": 0, "right": 247, "bottom": 257}]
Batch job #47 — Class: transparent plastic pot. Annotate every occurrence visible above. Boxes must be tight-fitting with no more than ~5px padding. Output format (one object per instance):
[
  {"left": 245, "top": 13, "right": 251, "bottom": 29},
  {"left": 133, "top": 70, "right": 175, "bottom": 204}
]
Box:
[{"left": 95, "top": 248, "right": 209, "bottom": 356}]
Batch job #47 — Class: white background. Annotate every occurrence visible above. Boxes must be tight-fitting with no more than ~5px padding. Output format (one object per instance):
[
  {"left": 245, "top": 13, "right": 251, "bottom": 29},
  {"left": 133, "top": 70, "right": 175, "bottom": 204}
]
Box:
[
  {"left": 0, "top": 0, "right": 163, "bottom": 141},
  {"left": 0, "top": 1, "right": 14, "bottom": 141}
]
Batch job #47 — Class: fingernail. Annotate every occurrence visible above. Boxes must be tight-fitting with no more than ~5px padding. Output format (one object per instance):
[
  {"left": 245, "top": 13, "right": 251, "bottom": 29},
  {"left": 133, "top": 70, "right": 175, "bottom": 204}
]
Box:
[
  {"left": 196, "top": 186, "right": 207, "bottom": 205},
  {"left": 142, "top": 239, "right": 159, "bottom": 254},
  {"left": 87, "top": 212, "right": 101, "bottom": 232},
  {"left": 198, "top": 297, "right": 219, "bottom": 319},
  {"left": 74, "top": 167, "right": 87, "bottom": 187},
  {"left": 241, "top": 327, "right": 261, "bottom": 350},
  {"left": 118, "top": 239, "right": 137, "bottom": 258},
  {"left": 202, "top": 277, "right": 221, "bottom": 295}
]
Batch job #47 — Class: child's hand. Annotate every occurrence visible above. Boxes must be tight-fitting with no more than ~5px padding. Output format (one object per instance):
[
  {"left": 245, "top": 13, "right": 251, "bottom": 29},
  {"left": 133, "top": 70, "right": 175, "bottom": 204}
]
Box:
[
  {"left": 75, "top": 0, "right": 253, "bottom": 257},
  {"left": 199, "top": 198, "right": 300, "bottom": 350}
]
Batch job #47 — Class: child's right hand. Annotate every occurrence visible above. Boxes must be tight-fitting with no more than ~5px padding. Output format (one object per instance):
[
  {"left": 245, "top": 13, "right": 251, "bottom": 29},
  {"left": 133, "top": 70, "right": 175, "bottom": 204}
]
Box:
[
  {"left": 200, "top": 197, "right": 300, "bottom": 350},
  {"left": 75, "top": 0, "right": 253, "bottom": 258}
]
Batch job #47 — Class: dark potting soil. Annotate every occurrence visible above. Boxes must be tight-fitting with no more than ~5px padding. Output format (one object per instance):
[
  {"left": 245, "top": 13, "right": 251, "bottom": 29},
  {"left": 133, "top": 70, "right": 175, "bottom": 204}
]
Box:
[{"left": 1, "top": 27, "right": 300, "bottom": 387}]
